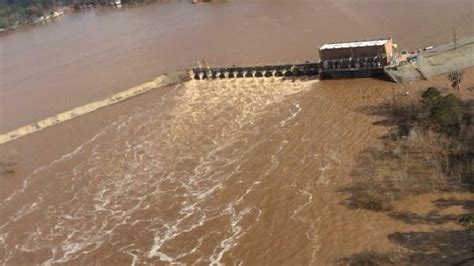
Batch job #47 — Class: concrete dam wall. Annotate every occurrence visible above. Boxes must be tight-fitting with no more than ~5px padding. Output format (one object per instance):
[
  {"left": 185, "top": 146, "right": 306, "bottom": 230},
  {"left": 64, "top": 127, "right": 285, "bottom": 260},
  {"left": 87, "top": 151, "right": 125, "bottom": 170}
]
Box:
[
  {"left": 3, "top": 35, "right": 472, "bottom": 145},
  {"left": 0, "top": 71, "right": 190, "bottom": 145},
  {"left": 0, "top": 61, "right": 396, "bottom": 146},
  {"left": 192, "top": 63, "right": 320, "bottom": 80}
]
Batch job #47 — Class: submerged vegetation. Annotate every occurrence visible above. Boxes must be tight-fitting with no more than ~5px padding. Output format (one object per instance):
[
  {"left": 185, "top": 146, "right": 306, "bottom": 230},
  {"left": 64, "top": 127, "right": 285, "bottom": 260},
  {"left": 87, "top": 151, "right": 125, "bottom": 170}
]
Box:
[
  {"left": 460, "top": 212, "right": 474, "bottom": 232},
  {"left": 351, "top": 86, "right": 473, "bottom": 211},
  {"left": 345, "top": 82, "right": 473, "bottom": 265},
  {"left": 0, "top": 160, "right": 15, "bottom": 175}
]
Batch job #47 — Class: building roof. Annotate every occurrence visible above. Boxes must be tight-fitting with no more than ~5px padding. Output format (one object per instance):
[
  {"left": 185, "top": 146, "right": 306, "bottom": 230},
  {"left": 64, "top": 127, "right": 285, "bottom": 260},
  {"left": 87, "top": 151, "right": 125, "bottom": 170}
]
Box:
[{"left": 320, "top": 39, "right": 390, "bottom": 50}]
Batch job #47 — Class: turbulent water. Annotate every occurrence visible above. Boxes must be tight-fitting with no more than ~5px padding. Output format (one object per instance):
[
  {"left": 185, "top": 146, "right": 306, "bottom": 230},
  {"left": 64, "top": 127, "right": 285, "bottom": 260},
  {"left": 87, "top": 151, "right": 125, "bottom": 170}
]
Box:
[
  {"left": 2, "top": 0, "right": 473, "bottom": 264},
  {"left": 1, "top": 0, "right": 473, "bottom": 132},
  {"left": 1, "top": 78, "right": 333, "bottom": 264},
  {"left": 3, "top": 71, "right": 470, "bottom": 264}
]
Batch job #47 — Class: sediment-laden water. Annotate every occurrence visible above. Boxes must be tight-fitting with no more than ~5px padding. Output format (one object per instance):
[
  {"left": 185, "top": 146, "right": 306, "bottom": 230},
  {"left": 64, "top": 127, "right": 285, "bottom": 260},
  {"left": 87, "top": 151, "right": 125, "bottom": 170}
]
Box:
[
  {"left": 1, "top": 0, "right": 474, "bottom": 264},
  {"left": 1, "top": 78, "right": 328, "bottom": 264},
  {"left": 1, "top": 0, "right": 473, "bottom": 132},
  {"left": 2, "top": 71, "right": 473, "bottom": 264}
]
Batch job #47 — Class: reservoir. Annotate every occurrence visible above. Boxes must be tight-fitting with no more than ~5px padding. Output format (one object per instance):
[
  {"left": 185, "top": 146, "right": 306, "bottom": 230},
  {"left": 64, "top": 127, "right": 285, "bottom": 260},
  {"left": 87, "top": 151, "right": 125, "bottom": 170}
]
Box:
[
  {"left": 1, "top": 0, "right": 473, "bottom": 132},
  {"left": 0, "top": 0, "right": 473, "bottom": 264}
]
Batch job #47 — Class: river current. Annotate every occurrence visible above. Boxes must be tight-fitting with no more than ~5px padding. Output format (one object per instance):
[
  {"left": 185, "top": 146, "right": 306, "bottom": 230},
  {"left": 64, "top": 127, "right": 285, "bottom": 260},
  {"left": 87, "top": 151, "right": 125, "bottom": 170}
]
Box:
[
  {"left": 1, "top": 0, "right": 474, "bottom": 264},
  {"left": 1, "top": 79, "right": 322, "bottom": 264}
]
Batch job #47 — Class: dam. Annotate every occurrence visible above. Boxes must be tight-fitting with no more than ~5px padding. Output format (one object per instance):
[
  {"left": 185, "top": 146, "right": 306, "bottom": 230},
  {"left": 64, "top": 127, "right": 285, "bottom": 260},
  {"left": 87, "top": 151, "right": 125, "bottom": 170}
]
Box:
[
  {"left": 1, "top": 0, "right": 474, "bottom": 264},
  {"left": 0, "top": 37, "right": 402, "bottom": 145},
  {"left": 2, "top": 35, "right": 473, "bottom": 145},
  {"left": 192, "top": 36, "right": 474, "bottom": 83},
  {"left": 192, "top": 38, "right": 395, "bottom": 81},
  {"left": 192, "top": 63, "right": 320, "bottom": 80}
]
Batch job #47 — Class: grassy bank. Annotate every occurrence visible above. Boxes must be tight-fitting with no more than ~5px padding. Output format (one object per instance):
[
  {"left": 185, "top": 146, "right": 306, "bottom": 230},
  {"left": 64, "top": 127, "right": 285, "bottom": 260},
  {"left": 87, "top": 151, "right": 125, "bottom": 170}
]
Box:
[
  {"left": 351, "top": 86, "right": 473, "bottom": 211},
  {"left": 344, "top": 77, "right": 473, "bottom": 265}
]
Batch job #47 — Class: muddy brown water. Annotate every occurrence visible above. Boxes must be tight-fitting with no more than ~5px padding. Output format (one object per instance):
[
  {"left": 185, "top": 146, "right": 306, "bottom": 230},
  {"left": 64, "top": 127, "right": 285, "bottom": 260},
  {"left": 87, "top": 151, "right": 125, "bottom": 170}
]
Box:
[
  {"left": 1, "top": 0, "right": 474, "bottom": 265},
  {"left": 1, "top": 0, "right": 474, "bottom": 132},
  {"left": 0, "top": 78, "right": 397, "bottom": 264}
]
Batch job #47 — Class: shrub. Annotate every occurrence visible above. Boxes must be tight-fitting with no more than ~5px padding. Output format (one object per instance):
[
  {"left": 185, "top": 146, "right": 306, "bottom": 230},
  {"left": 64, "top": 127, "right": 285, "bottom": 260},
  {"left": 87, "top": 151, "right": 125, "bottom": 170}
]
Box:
[
  {"left": 430, "top": 94, "right": 463, "bottom": 133},
  {"left": 341, "top": 250, "right": 407, "bottom": 265},
  {"left": 448, "top": 70, "right": 464, "bottom": 90},
  {"left": 351, "top": 87, "right": 472, "bottom": 211},
  {"left": 460, "top": 212, "right": 474, "bottom": 232},
  {"left": 0, "top": 160, "right": 15, "bottom": 176},
  {"left": 351, "top": 133, "right": 453, "bottom": 211},
  {"left": 421, "top": 87, "right": 442, "bottom": 107}
]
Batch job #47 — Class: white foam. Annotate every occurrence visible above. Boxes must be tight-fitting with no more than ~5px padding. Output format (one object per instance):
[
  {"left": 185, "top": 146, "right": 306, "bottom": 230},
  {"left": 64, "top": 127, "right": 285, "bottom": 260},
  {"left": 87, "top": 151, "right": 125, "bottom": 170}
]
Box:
[{"left": 2, "top": 78, "right": 315, "bottom": 264}]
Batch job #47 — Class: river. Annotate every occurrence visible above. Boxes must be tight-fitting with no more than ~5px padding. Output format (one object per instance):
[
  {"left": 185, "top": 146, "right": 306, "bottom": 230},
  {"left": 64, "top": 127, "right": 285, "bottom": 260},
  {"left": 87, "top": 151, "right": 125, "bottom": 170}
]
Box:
[
  {"left": 1, "top": 0, "right": 473, "bottom": 132},
  {"left": 1, "top": 0, "right": 473, "bottom": 264}
]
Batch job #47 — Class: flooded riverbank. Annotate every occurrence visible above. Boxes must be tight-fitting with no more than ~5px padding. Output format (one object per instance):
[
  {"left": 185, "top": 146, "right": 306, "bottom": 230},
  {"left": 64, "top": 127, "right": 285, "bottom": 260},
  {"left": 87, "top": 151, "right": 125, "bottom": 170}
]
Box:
[
  {"left": 2, "top": 71, "right": 473, "bottom": 264},
  {"left": 0, "top": 77, "right": 402, "bottom": 264},
  {"left": 1, "top": 0, "right": 474, "bottom": 264}
]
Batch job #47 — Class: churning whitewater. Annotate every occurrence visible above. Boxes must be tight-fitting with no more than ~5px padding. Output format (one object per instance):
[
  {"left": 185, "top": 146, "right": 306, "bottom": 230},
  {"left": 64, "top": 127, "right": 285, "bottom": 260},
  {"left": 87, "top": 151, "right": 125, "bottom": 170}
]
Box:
[{"left": 0, "top": 78, "right": 323, "bottom": 264}]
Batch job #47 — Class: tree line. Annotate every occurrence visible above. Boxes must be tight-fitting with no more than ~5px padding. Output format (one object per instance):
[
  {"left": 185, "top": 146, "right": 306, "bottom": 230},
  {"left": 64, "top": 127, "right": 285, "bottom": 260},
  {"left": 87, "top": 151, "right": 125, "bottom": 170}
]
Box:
[{"left": 0, "top": 0, "right": 150, "bottom": 29}]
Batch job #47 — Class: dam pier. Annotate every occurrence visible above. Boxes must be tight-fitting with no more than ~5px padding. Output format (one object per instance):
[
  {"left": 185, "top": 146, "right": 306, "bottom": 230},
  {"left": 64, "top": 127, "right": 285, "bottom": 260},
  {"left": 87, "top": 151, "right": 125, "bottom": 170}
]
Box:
[
  {"left": 193, "top": 38, "right": 394, "bottom": 81},
  {"left": 192, "top": 63, "right": 320, "bottom": 80},
  {"left": 192, "top": 36, "right": 474, "bottom": 83},
  {"left": 2, "top": 36, "right": 473, "bottom": 145}
]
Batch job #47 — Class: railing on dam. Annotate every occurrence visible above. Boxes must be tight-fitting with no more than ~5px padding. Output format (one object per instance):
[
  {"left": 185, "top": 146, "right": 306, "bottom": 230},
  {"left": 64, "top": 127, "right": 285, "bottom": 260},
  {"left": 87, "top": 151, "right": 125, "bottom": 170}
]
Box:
[{"left": 192, "top": 63, "right": 320, "bottom": 80}]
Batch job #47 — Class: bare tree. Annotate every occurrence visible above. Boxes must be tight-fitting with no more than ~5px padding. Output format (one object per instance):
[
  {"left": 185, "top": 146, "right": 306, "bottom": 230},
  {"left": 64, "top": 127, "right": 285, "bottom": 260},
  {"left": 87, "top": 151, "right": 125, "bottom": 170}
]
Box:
[{"left": 448, "top": 70, "right": 464, "bottom": 91}]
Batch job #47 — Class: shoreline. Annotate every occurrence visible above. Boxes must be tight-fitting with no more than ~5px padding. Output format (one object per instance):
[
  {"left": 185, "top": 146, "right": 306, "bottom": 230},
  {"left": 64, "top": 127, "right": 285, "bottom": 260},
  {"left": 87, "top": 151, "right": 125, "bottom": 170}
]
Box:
[
  {"left": 2, "top": 34, "right": 473, "bottom": 145},
  {"left": 2, "top": 67, "right": 472, "bottom": 206},
  {"left": 0, "top": 0, "right": 204, "bottom": 35},
  {"left": 1, "top": 1, "right": 473, "bottom": 262},
  {"left": 2, "top": 0, "right": 472, "bottom": 134},
  {"left": 0, "top": 6, "right": 73, "bottom": 35},
  {"left": 1, "top": 70, "right": 472, "bottom": 264}
]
